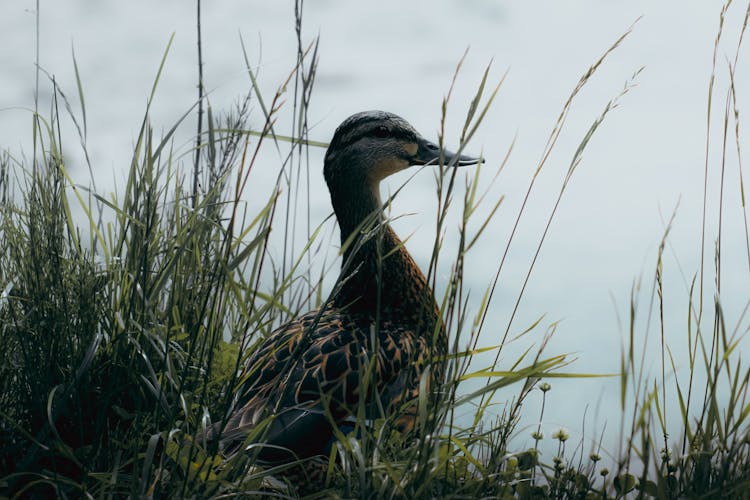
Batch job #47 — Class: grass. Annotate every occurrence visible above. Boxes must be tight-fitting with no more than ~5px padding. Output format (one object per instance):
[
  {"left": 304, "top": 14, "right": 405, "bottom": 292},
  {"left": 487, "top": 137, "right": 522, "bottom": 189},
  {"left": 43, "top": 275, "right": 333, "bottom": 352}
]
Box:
[{"left": 2, "top": 1, "right": 750, "bottom": 498}]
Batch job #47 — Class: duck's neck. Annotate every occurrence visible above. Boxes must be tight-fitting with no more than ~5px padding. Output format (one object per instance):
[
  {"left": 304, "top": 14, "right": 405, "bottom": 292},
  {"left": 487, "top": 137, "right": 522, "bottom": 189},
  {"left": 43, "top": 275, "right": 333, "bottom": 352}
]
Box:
[{"left": 329, "top": 181, "right": 438, "bottom": 328}]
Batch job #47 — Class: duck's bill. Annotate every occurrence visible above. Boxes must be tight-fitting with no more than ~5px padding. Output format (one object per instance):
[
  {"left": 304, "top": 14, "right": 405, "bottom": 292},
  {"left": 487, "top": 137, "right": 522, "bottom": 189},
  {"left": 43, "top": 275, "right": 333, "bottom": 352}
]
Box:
[{"left": 413, "top": 137, "right": 483, "bottom": 167}]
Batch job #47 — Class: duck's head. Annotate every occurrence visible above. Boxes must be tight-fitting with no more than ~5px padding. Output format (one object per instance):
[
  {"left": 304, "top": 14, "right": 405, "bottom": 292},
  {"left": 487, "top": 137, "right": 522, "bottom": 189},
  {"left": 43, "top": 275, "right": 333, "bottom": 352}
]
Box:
[{"left": 324, "top": 110, "right": 481, "bottom": 191}]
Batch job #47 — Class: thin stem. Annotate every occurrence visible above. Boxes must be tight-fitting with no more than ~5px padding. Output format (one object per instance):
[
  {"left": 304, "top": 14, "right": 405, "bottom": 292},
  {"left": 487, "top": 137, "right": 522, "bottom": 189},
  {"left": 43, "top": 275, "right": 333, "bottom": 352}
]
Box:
[{"left": 193, "top": 0, "right": 204, "bottom": 208}]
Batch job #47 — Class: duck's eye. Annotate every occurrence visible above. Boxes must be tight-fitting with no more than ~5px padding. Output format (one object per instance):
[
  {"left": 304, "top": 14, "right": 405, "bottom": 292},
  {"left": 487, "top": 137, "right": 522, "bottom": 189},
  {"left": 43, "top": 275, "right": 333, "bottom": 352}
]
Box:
[{"left": 372, "top": 126, "right": 390, "bottom": 139}]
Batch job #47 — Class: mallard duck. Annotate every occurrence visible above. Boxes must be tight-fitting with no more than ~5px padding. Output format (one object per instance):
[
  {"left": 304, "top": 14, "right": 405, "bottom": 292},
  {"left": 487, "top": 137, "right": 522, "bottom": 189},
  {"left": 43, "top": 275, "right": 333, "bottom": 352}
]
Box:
[{"left": 211, "top": 111, "right": 481, "bottom": 463}]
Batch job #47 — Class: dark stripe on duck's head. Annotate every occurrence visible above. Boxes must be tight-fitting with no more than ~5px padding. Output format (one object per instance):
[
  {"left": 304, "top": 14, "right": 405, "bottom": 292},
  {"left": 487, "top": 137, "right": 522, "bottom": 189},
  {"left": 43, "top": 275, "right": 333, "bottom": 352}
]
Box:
[{"left": 326, "top": 111, "right": 418, "bottom": 153}]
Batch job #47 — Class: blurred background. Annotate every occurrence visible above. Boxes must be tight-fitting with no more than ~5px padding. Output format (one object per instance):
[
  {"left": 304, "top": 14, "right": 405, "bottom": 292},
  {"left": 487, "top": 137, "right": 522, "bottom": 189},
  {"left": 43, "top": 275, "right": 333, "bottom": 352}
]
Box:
[{"left": 2, "top": 1, "right": 748, "bottom": 458}]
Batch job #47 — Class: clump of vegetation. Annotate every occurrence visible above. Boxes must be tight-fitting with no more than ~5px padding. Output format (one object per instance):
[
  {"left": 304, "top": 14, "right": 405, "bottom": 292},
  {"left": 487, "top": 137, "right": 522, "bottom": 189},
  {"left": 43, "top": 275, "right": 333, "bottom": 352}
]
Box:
[{"left": 2, "top": 1, "right": 750, "bottom": 498}]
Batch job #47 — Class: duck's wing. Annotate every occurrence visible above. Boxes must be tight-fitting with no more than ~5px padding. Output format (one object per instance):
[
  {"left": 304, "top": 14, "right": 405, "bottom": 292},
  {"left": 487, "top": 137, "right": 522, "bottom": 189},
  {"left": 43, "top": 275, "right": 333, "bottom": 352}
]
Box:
[{"left": 216, "top": 311, "right": 429, "bottom": 460}]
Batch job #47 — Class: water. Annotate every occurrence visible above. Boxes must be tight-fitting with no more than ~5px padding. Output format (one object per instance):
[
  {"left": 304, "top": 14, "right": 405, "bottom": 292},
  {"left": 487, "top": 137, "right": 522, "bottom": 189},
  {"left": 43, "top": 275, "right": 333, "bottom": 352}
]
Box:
[{"left": 2, "top": 0, "right": 748, "bottom": 461}]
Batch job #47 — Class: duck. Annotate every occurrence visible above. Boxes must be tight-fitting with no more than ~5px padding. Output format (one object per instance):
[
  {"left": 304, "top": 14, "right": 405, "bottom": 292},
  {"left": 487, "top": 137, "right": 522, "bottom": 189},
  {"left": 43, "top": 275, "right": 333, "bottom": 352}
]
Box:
[{"left": 210, "top": 110, "right": 481, "bottom": 464}]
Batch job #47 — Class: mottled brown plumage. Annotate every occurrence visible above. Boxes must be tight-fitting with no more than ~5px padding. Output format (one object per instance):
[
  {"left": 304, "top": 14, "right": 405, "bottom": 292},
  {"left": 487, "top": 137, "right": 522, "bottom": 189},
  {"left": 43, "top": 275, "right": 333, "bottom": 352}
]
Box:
[{"left": 211, "top": 111, "right": 480, "bottom": 464}]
